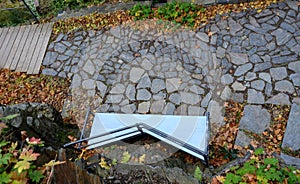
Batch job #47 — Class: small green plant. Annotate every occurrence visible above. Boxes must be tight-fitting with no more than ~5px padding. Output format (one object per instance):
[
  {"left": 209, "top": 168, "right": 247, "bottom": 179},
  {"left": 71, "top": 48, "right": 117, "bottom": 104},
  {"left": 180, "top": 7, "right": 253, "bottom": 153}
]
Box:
[
  {"left": 194, "top": 166, "right": 202, "bottom": 181},
  {"left": 120, "top": 151, "right": 131, "bottom": 163},
  {"left": 51, "top": 0, "right": 103, "bottom": 11},
  {"left": 0, "top": 114, "right": 20, "bottom": 122},
  {"left": 156, "top": 1, "right": 205, "bottom": 27},
  {"left": 223, "top": 148, "right": 300, "bottom": 184},
  {"left": 0, "top": 138, "right": 45, "bottom": 183},
  {"left": 0, "top": 8, "right": 33, "bottom": 27},
  {"left": 0, "top": 0, "right": 36, "bottom": 27},
  {"left": 130, "top": 2, "right": 205, "bottom": 27},
  {"left": 0, "top": 115, "right": 45, "bottom": 183},
  {"left": 129, "top": 3, "right": 153, "bottom": 20},
  {"left": 0, "top": 114, "right": 19, "bottom": 134}
]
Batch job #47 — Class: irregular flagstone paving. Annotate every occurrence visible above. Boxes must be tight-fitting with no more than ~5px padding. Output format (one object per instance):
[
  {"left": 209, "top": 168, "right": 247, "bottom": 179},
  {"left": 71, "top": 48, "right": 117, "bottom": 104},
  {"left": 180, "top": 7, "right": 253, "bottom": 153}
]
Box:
[{"left": 42, "top": 1, "right": 300, "bottom": 161}]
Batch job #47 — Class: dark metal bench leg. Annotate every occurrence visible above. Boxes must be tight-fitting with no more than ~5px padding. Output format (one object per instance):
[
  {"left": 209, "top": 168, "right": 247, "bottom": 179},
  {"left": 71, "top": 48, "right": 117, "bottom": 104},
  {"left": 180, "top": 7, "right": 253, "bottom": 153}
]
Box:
[{"left": 21, "top": 0, "right": 39, "bottom": 22}]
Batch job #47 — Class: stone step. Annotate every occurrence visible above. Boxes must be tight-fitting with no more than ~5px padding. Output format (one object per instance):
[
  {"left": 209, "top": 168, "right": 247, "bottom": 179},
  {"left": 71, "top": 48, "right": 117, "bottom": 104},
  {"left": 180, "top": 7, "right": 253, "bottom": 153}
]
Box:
[
  {"left": 281, "top": 103, "right": 300, "bottom": 151},
  {"left": 280, "top": 153, "right": 300, "bottom": 169}
]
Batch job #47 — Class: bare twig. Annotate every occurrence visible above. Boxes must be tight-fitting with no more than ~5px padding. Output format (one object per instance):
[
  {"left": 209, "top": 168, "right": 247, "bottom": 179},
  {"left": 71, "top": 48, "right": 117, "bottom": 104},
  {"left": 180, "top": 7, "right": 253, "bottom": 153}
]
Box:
[{"left": 46, "top": 154, "right": 57, "bottom": 184}]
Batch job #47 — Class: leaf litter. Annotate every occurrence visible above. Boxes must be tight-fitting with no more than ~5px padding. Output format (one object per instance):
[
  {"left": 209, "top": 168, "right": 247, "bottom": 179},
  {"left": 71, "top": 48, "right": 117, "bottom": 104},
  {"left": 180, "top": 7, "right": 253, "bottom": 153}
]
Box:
[
  {"left": 1, "top": 0, "right": 297, "bottom": 182},
  {"left": 0, "top": 69, "right": 70, "bottom": 112},
  {"left": 49, "top": 0, "right": 284, "bottom": 39}
]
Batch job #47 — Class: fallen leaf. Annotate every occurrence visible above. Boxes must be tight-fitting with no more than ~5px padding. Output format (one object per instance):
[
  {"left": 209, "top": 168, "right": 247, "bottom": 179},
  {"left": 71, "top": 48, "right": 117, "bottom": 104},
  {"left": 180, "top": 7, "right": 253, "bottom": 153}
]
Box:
[
  {"left": 139, "top": 154, "right": 146, "bottom": 163},
  {"left": 99, "top": 157, "right": 110, "bottom": 170},
  {"left": 20, "top": 149, "right": 40, "bottom": 162},
  {"left": 0, "top": 122, "right": 7, "bottom": 133},
  {"left": 121, "top": 151, "right": 131, "bottom": 163},
  {"left": 216, "top": 175, "right": 225, "bottom": 183},
  {"left": 44, "top": 160, "right": 66, "bottom": 167}
]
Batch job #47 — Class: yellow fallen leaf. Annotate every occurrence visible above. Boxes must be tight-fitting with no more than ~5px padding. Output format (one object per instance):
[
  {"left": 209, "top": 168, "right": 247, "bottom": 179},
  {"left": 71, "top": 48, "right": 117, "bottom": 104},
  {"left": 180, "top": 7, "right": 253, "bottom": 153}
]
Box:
[
  {"left": 216, "top": 175, "right": 225, "bottom": 182},
  {"left": 250, "top": 155, "right": 258, "bottom": 161},
  {"left": 99, "top": 157, "right": 110, "bottom": 170},
  {"left": 139, "top": 154, "right": 146, "bottom": 163},
  {"left": 274, "top": 129, "right": 281, "bottom": 134},
  {"left": 78, "top": 149, "right": 85, "bottom": 159},
  {"left": 44, "top": 160, "right": 66, "bottom": 167}
]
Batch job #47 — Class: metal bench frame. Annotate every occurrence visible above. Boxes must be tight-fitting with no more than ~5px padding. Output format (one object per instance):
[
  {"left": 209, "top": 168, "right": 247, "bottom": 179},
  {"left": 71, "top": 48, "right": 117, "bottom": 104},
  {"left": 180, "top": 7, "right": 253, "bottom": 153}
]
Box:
[{"left": 64, "top": 112, "right": 210, "bottom": 165}]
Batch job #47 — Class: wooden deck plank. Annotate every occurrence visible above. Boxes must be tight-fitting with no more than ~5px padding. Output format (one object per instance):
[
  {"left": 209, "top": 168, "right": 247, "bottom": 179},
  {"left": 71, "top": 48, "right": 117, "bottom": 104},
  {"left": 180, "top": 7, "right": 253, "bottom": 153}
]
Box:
[
  {"left": 9, "top": 25, "right": 31, "bottom": 70},
  {"left": 1, "top": 23, "right": 53, "bottom": 73},
  {"left": 21, "top": 24, "right": 44, "bottom": 72},
  {"left": 0, "top": 28, "right": 9, "bottom": 59},
  {"left": 6, "top": 25, "right": 26, "bottom": 69},
  {"left": 0, "top": 28, "right": 3, "bottom": 38},
  {"left": 0, "top": 28, "right": 9, "bottom": 46},
  {"left": 0, "top": 28, "right": 7, "bottom": 45},
  {"left": 0, "top": 27, "right": 13, "bottom": 68},
  {"left": 27, "top": 23, "right": 50, "bottom": 74},
  {"left": 0, "top": 28, "right": 9, "bottom": 69},
  {"left": 30, "top": 23, "right": 53, "bottom": 74},
  {"left": 15, "top": 24, "right": 38, "bottom": 72},
  {"left": 3, "top": 26, "right": 21, "bottom": 68},
  {"left": 0, "top": 27, "right": 13, "bottom": 53}
]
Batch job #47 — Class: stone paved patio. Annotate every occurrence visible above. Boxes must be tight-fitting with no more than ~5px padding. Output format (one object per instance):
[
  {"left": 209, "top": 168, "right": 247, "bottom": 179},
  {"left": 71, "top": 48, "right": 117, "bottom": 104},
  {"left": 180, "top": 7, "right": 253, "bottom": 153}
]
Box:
[{"left": 42, "top": 1, "right": 300, "bottom": 167}]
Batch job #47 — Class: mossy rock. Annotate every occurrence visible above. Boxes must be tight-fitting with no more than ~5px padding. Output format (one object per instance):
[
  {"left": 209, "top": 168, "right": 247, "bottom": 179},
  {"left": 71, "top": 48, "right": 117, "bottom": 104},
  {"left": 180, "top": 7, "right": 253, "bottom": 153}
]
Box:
[{"left": 1, "top": 103, "right": 79, "bottom": 149}]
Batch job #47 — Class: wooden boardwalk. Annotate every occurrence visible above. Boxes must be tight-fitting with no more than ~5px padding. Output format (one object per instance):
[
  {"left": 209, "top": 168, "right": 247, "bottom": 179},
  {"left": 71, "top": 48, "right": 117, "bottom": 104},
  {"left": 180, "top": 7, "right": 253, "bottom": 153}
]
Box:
[{"left": 0, "top": 23, "right": 53, "bottom": 74}]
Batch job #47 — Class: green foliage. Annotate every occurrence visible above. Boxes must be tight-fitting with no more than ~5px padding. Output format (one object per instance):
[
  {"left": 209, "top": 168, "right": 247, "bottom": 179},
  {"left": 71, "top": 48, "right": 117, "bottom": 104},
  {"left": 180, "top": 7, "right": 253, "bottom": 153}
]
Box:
[
  {"left": 129, "top": 1, "right": 205, "bottom": 27},
  {"left": 51, "top": 0, "right": 103, "bottom": 14},
  {"left": 263, "top": 157, "right": 278, "bottom": 166},
  {"left": 28, "top": 170, "right": 44, "bottom": 183},
  {"left": 235, "top": 161, "right": 256, "bottom": 176},
  {"left": 0, "top": 153, "right": 11, "bottom": 165},
  {"left": 24, "top": 0, "right": 39, "bottom": 18},
  {"left": 0, "top": 172, "right": 12, "bottom": 184},
  {"left": 0, "top": 114, "right": 19, "bottom": 135},
  {"left": 120, "top": 151, "right": 131, "bottom": 163},
  {"left": 156, "top": 1, "right": 201, "bottom": 27},
  {"left": 254, "top": 147, "right": 264, "bottom": 155},
  {"left": 129, "top": 3, "right": 153, "bottom": 20},
  {"left": 37, "top": 0, "right": 53, "bottom": 15},
  {"left": 0, "top": 114, "right": 19, "bottom": 121},
  {"left": 0, "top": 135, "right": 45, "bottom": 183},
  {"left": 224, "top": 173, "right": 242, "bottom": 184},
  {"left": 112, "top": 158, "right": 117, "bottom": 165},
  {"left": 0, "top": 141, "right": 10, "bottom": 149},
  {"left": 193, "top": 166, "right": 202, "bottom": 181},
  {"left": 14, "top": 149, "right": 40, "bottom": 173},
  {"left": 283, "top": 166, "right": 300, "bottom": 184},
  {"left": 0, "top": 8, "right": 33, "bottom": 27},
  {"left": 224, "top": 148, "right": 300, "bottom": 183},
  {"left": 0, "top": 0, "right": 23, "bottom": 9},
  {"left": 0, "top": 0, "right": 33, "bottom": 27}
]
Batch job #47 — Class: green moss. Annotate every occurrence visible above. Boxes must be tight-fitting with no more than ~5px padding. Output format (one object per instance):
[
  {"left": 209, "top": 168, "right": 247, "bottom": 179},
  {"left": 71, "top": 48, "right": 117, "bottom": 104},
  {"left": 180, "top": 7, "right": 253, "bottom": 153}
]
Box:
[{"left": 0, "top": 8, "right": 33, "bottom": 27}]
